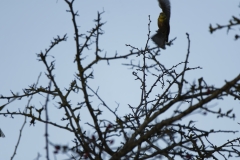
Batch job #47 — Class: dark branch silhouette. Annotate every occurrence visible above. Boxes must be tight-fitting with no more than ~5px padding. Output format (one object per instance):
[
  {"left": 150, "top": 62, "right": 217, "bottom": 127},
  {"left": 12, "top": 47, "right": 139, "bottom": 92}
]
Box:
[{"left": 1, "top": 0, "right": 240, "bottom": 160}]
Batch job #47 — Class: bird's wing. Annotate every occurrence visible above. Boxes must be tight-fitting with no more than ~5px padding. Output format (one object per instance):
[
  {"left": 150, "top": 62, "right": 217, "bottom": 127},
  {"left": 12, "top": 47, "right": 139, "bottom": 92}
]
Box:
[{"left": 158, "top": 0, "right": 171, "bottom": 20}]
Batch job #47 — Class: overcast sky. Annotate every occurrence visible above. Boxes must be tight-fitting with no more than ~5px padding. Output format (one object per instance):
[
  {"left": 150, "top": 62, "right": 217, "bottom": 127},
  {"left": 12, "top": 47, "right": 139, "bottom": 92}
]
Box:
[{"left": 0, "top": 0, "right": 240, "bottom": 160}]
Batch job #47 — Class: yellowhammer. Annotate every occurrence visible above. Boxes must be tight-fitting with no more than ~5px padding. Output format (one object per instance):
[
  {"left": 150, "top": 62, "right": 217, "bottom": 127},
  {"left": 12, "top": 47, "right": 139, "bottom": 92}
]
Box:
[{"left": 151, "top": 0, "right": 171, "bottom": 49}]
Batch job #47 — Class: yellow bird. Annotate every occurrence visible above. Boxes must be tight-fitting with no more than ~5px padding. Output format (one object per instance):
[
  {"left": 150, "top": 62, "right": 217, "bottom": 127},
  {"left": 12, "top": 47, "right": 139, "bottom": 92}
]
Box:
[{"left": 151, "top": 0, "right": 171, "bottom": 49}]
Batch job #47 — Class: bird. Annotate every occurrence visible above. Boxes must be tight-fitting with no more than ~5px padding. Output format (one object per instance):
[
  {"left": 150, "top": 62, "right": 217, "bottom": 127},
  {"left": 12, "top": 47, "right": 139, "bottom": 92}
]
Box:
[
  {"left": 0, "top": 128, "right": 5, "bottom": 138},
  {"left": 151, "top": 0, "right": 171, "bottom": 49}
]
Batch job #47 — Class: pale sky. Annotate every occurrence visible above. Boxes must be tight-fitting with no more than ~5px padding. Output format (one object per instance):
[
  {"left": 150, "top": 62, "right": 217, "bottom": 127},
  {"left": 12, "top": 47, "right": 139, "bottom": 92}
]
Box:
[{"left": 0, "top": 0, "right": 240, "bottom": 159}]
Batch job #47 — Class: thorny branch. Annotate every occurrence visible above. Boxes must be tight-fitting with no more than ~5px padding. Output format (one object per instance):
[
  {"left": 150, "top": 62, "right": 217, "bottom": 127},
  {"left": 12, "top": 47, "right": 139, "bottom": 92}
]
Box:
[{"left": 1, "top": 1, "right": 240, "bottom": 160}]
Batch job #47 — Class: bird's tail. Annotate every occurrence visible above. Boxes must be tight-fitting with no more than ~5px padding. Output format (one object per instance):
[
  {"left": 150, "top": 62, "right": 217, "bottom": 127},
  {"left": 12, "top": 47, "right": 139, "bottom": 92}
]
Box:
[
  {"left": 0, "top": 128, "right": 5, "bottom": 138},
  {"left": 151, "top": 31, "right": 166, "bottom": 49}
]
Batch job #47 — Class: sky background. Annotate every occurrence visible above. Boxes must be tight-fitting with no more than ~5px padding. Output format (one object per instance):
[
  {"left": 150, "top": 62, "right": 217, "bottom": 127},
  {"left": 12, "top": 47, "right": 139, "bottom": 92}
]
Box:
[{"left": 0, "top": 0, "right": 240, "bottom": 159}]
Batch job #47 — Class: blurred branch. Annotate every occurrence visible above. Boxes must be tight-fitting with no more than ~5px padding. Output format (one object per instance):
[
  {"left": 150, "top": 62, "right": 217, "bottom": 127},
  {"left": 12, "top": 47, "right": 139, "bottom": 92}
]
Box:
[
  {"left": 10, "top": 73, "right": 42, "bottom": 160},
  {"left": 1, "top": 1, "right": 240, "bottom": 160},
  {"left": 209, "top": 15, "right": 240, "bottom": 40}
]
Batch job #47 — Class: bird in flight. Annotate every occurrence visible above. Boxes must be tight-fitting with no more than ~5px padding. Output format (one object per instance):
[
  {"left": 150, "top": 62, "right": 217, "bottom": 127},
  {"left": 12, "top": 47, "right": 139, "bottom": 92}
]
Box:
[{"left": 151, "top": 0, "right": 171, "bottom": 49}]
